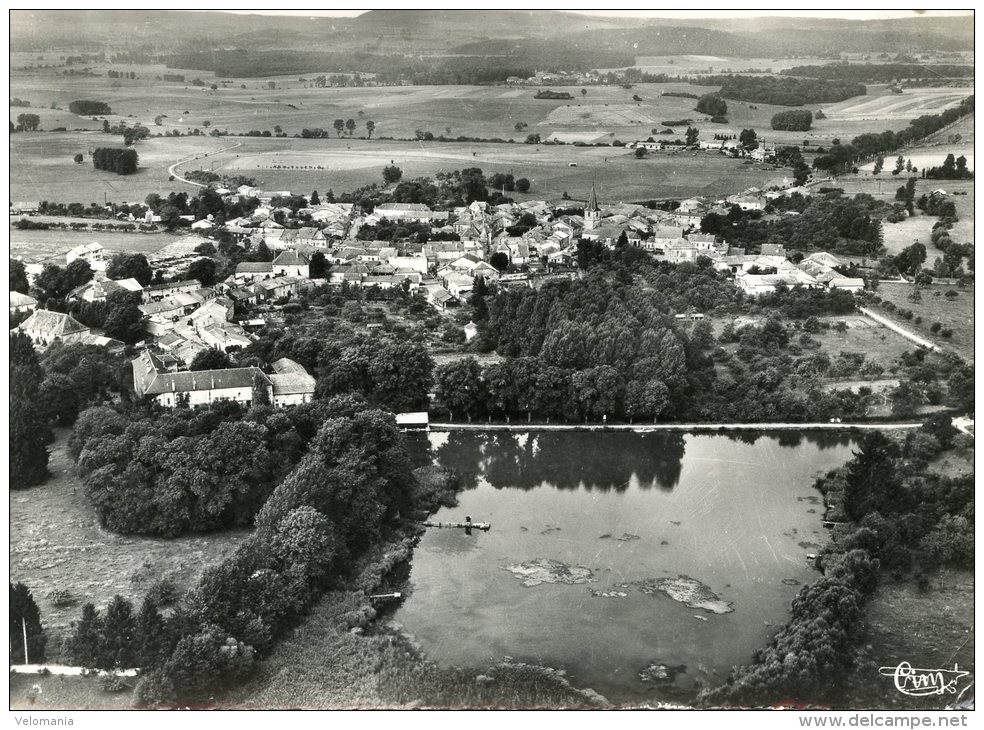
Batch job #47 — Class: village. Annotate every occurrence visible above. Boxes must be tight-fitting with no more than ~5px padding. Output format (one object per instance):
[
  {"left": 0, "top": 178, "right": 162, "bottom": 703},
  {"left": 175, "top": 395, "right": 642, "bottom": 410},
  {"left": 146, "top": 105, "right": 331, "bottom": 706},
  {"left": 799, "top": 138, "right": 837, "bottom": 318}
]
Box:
[{"left": 10, "top": 165, "right": 875, "bottom": 413}]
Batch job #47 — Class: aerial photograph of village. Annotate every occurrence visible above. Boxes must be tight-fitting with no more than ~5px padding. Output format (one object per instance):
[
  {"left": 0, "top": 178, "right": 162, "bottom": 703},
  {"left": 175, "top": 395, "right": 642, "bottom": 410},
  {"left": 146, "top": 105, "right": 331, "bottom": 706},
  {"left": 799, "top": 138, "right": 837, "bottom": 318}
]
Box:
[{"left": 7, "top": 7, "right": 975, "bottom": 717}]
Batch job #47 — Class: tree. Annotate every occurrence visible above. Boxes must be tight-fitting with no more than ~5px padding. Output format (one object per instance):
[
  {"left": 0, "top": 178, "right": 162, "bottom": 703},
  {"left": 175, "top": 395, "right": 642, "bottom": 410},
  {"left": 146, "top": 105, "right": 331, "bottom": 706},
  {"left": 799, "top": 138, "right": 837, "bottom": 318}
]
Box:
[
  {"left": 333, "top": 119, "right": 344, "bottom": 137},
  {"left": 10, "top": 333, "right": 49, "bottom": 489},
  {"left": 382, "top": 165, "right": 403, "bottom": 184},
  {"left": 157, "top": 628, "right": 255, "bottom": 703},
  {"left": 186, "top": 258, "right": 217, "bottom": 287},
  {"left": 10, "top": 583, "right": 46, "bottom": 664},
  {"left": 309, "top": 190, "right": 320, "bottom": 206},
  {"left": 67, "top": 603, "right": 103, "bottom": 669},
  {"left": 101, "top": 595, "right": 137, "bottom": 669},
  {"left": 685, "top": 127, "right": 699, "bottom": 146},
  {"left": 894, "top": 242, "right": 926, "bottom": 277},
  {"left": 190, "top": 348, "right": 233, "bottom": 371},
  {"left": 10, "top": 259, "right": 29, "bottom": 294},
  {"left": 344, "top": 119, "right": 356, "bottom": 136},
  {"left": 134, "top": 597, "right": 167, "bottom": 667},
  {"left": 74, "top": 153, "right": 84, "bottom": 164},
  {"left": 252, "top": 372, "right": 271, "bottom": 407},
  {"left": 490, "top": 252, "right": 509, "bottom": 272},
  {"left": 308, "top": 251, "right": 329, "bottom": 280},
  {"left": 635, "top": 147, "right": 647, "bottom": 159},
  {"left": 16, "top": 113, "right": 40, "bottom": 131},
  {"left": 106, "top": 253, "right": 153, "bottom": 286},
  {"left": 366, "top": 120, "right": 375, "bottom": 139},
  {"left": 843, "top": 431, "right": 898, "bottom": 523},
  {"left": 515, "top": 177, "right": 530, "bottom": 193},
  {"left": 434, "top": 358, "right": 487, "bottom": 422},
  {"left": 581, "top": 88, "right": 587, "bottom": 97},
  {"left": 739, "top": 128, "right": 757, "bottom": 148},
  {"left": 194, "top": 241, "right": 217, "bottom": 256},
  {"left": 102, "top": 291, "right": 145, "bottom": 343}
]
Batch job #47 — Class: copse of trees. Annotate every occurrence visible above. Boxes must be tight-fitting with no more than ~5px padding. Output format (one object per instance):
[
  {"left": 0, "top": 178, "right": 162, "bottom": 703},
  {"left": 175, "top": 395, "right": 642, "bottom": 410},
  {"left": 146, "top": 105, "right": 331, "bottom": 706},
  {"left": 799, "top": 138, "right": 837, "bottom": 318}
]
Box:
[
  {"left": 69, "top": 100, "right": 112, "bottom": 115},
  {"left": 106, "top": 253, "right": 153, "bottom": 286},
  {"left": 93, "top": 147, "right": 138, "bottom": 175},
  {"left": 771, "top": 109, "right": 813, "bottom": 131},
  {"left": 924, "top": 153, "right": 973, "bottom": 180},
  {"left": 15, "top": 113, "right": 40, "bottom": 131},
  {"left": 695, "top": 93, "right": 727, "bottom": 117}
]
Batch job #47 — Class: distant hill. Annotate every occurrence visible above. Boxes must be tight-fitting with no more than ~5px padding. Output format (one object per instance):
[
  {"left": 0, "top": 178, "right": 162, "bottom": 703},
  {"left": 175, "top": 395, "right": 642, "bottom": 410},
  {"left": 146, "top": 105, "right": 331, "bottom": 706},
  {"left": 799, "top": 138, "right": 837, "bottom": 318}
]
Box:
[{"left": 10, "top": 9, "right": 972, "bottom": 62}]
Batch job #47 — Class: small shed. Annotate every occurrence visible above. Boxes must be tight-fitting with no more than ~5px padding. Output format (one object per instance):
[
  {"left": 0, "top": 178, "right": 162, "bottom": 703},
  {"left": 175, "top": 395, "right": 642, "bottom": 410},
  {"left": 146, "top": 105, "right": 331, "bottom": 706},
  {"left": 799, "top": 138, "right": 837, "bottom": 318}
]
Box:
[{"left": 395, "top": 412, "right": 429, "bottom": 431}]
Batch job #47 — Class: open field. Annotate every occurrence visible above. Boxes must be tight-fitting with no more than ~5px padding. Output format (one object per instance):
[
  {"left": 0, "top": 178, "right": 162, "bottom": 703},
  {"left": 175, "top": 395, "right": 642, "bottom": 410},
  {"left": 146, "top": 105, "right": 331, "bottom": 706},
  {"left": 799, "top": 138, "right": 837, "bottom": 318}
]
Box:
[
  {"left": 10, "top": 226, "right": 189, "bottom": 264},
  {"left": 11, "top": 71, "right": 969, "bottom": 203},
  {"left": 10, "top": 429, "right": 248, "bottom": 658},
  {"left": 11, "top": 673, "right": 135, "bottom": 710},
  {"left": 11, "top": 129, "right": 791, "bottom": 205},
  {"left": 9, "top": 131, "right": 226, "bottom": 202},
  {"left": 863, "top": 569, "right": 974, "bottom": 710},
  {"left": 874, "top": 283, "right": 974, "bottom": 363},
  {"left": 810, "top": 315, "right": 916, "bottom": 371}
]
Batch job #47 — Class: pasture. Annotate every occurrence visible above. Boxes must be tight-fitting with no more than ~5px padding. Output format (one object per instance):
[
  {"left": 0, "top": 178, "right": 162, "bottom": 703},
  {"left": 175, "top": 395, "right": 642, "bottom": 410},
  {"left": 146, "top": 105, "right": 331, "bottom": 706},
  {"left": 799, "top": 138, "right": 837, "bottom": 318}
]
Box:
[
  {"left": 874, "top": 283, "right": 975, "bottom": 363},
  {"left": 10, "top": 430, "right": 247, "bottom": 659},
  {"left": 9, "top": 131, "right": 225, "bottom": 202}
]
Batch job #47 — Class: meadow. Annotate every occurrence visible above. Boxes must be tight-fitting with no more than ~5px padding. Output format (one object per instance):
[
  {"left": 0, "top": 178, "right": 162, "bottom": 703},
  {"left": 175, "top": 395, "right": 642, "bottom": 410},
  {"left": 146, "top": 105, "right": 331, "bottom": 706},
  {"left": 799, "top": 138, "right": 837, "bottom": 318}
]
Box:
[
  {"left": 874, "top": 283, "right": 975, "bottom": 363},
  {"left": 9, "top": 430, "right": 248, "bottom": 659},
  {"left": 11, "top": 66, "right": 966, "bottom": 207},
  {"left": 10, "top": 226, "right": 185, "bottom": 264}
]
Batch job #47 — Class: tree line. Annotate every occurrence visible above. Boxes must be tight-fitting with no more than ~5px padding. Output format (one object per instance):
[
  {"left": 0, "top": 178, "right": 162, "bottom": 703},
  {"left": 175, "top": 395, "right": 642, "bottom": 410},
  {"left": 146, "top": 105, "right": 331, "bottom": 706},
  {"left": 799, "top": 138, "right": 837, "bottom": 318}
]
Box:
[{"left": 781, "top": 63, "right": 974, "bottom": 83}]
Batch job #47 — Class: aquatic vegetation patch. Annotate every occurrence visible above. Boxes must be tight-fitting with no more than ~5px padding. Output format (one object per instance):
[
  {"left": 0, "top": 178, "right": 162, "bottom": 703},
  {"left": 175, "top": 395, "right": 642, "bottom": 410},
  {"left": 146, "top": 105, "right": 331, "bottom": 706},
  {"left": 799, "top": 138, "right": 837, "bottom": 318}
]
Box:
[
  {"left": 500, "top": 559, "right": 596, "bottom": 587},
  {"left": 632, "top": 575, "right": 734, "bottom": 614}
]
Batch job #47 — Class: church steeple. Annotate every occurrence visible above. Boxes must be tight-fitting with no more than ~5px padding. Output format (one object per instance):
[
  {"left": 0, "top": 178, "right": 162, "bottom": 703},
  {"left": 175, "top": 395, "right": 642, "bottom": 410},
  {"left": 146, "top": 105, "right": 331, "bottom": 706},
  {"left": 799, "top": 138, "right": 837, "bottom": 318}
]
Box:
[{"left": 585, "top": 184, "right": 601, "bottom": 231}]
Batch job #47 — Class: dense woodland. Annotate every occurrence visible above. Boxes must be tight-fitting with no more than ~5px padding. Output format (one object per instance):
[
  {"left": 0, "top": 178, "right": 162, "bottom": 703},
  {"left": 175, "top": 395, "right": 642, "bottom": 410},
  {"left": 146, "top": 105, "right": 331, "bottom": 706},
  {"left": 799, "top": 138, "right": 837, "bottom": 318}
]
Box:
[{"left": 695, "top": 75, "right": 865, "bottom": 106}]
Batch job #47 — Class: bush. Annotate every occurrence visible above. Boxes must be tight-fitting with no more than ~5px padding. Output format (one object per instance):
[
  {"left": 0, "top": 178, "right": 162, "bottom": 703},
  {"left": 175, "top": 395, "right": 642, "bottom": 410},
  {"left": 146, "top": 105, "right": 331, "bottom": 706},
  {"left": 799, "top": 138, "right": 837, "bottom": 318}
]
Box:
[
  {"left": 146, "top": 578, "right": 179, "bottom": 607},
  {"left": 100, "top": 675, "right": 131, "bottom": 693},
  {"left": 49, "top": 589, "right": 77, "bottom": 608}
]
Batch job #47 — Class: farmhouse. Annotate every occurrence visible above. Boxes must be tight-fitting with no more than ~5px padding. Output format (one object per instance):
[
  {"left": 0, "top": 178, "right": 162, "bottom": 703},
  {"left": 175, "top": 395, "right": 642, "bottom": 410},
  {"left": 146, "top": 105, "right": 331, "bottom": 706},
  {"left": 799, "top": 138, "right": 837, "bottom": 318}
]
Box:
[
  {"left": 234, "top": 261, "right": 275, "bottom": 283},
  {"left": 735, "top": 270, "right": 818, "bottom": 296},
  {"left": 15, "top": 309, "right": 89, "bottom": 346},
  {"left": 132, "top": 350, "right": 269, "bottom": 408}
]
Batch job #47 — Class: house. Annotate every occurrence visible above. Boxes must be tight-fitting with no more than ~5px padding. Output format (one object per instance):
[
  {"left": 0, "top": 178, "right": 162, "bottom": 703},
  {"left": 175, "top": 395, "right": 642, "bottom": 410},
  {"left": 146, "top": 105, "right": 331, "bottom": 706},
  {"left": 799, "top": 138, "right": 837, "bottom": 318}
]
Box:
[
  {"left": 395, "top": 412, "right": 429, "bottom": 431},
  {"left": 190, "top": 297, "right": 235, "bottom": 329},
  {"left": 10, "top": 201, "right": 39, "bottom": 215},
  {"left": 664, "top": 241, "right": 699, "bottom": 264},
  {"left": 364, "top": 273, "right": 421, "bottom": 291},
  {"left": 426, "top": 286, "right": 455, "bottom": 309},
  {"left": 68, "top": 277, "right": 143, "bottom": 303},
  {"left": 650, "top": 225, "right": 686, "bottom": 250},
  {"left": 131, "top": 350, "right": 270, "bottom": 408},
  {"left": 373, "top": 203, "right": 449, "bottom": 223},
  {"left": 234, "top": 262, "right": 275, "bottom": 283},
  {"left": 269, "top": 358, "right": 316, "bottom": 406},
  {"left": 272, "top": 249, "right": 311, "bottom": 278},
  {"left": 9, "top": 291, "right": 38, "bottom": 315},
  {"left": 463, "top": 321, "right": 479, "bottom": 342},
  {"left": 66, "top": 242, "right": 105, "bottom": 266},
  {"left": 685, "top": 233, "right": 718, "bottom": 252},
  {"left": 139, "top": 298, "right": 187, "bottom": 324},
  {"left": 760, "top": 243, "right": 787, "bottom": 257},
  {"left": 387, "top": 255, "right": 429, "bottom": 275},
  {"left": 443, "top": 272, "right": 475, "bottom": 299},
  {"left": 15, "top": 310, "right": 89, "bottom": 346},
  {"left": 252, "top": 276, "right": 308, "bottom": 301},
  {"left": 736, "top": 270, "right": 818, "bottom": 296},
  {"left": 828, "top": 277, "right": 865, "bottom": 293},
  {"left": 199, "top": 322, "right": 252, "bottom": 351},
  {"left": 144, "top": 279, "right": 201, "bottom": 302}
]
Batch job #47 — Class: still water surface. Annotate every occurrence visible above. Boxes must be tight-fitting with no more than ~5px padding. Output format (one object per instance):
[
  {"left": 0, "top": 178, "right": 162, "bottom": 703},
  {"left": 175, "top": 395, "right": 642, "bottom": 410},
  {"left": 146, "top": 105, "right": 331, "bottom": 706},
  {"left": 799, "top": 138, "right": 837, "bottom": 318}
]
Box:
[{"left": 396, "top": 430, "right": 857, "bottom": 704}]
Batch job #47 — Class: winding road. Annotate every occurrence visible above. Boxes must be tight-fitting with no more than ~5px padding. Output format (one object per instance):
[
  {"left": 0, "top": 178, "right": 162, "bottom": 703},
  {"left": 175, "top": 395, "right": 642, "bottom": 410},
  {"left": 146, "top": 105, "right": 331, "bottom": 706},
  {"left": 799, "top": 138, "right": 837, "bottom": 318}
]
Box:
[{"left": 166, "top": 141, "right": 243, "bottom": 187}]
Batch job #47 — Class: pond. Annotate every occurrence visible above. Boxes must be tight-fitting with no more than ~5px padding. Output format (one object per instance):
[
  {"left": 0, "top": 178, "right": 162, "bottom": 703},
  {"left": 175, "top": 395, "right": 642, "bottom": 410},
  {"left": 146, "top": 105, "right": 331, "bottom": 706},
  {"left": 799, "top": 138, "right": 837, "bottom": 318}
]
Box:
[{"left": 394, "top": 430, "right": 858, "bottom": 705}]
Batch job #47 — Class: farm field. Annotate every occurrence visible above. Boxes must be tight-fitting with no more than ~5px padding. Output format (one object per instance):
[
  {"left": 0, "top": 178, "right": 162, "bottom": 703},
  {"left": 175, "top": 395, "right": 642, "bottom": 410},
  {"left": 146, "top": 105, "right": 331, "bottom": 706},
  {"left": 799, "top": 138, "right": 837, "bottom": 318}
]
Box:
[
  {"left": 873, "top": 283, "right": 974, "bottom": 363},
  {"left": 11, "top": 71, "right": 970, "bottom": 204},
  {"left": 9, "top": 131, "right": 227, "bottom": 202},
  {"left": 10, "top": 226, "right": 186, "bottom": 264},
  {"left": 9, "top": 429, "right": 248, "bottom": 658}
]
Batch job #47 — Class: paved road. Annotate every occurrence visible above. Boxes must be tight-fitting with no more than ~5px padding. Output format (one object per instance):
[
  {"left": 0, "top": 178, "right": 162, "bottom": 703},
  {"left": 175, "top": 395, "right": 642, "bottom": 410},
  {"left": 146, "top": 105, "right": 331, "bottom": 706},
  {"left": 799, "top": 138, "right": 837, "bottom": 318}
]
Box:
[
  {"left": 858, "top": 306, "right": 941, "bottom": 352},
  {"left": 167, "top": 142, "right": 243, "bottom": 187},
  {"left": 431, "top": 421, "right": 923, "bottom": 433}
]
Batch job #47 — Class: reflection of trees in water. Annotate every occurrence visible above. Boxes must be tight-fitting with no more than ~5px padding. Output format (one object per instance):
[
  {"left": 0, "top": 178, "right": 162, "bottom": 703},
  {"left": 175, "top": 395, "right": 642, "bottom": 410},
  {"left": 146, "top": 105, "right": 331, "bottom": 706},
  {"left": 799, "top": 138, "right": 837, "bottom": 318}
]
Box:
[
  {"left": 431, "top": 432, "right": 687, "bottom": 492},
  {"left": 722, "top": 430, "right": 856, "bottom": 451}
]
